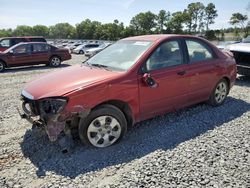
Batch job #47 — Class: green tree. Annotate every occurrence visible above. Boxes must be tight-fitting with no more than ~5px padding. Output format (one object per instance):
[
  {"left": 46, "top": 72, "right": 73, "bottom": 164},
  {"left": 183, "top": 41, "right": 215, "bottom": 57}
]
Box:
[
  {"left": 49, "top": 23, "right": 76, "bottom": 39},
  {"left": 204, "top": 3, "right": 218, "bottom": 31},
  {"left": 130, "top": 11, "right": 157, "bottom": 35},
  {"left": 230, "top": 13, "right": 248, "bottom": 37},
  {"left": 76, "top": 19, "right": 101, "bottom": 39},
  {"left": 169, "top": 11, "right": 187, "bottom": 34},
  {"left": 0, "top": 29, "right": 13, "bottom": 37},
  {"left": 156, "top": 10, "right": 170, "bottom": 33},
  {"left": 13, "top": 25, "right": 33, "bottom": 36},
  {"left": 186, "top": 2, "right": 205, "bottom": 33},
  {"left": 32, "top": 25, "right": 49, "bottom": 37}
]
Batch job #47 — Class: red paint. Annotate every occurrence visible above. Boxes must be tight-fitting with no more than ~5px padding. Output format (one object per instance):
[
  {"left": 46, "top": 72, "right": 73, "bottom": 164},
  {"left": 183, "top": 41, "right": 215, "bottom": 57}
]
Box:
[{"left": 23, "top": 35, "right": 236, "bottom": 123}]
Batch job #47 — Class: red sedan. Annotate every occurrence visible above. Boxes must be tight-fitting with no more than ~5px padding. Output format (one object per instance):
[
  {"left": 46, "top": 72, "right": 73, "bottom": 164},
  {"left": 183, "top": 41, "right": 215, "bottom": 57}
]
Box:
[
  {"left": 0, "top": 42, "right": 71, "bottom": 72},
  {"left": 20, "top": 35, "right": 236, "bottom": 149}
]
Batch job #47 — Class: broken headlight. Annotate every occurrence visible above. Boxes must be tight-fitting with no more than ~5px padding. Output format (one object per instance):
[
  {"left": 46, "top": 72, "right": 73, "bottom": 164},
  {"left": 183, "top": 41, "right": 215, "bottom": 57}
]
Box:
[{"left": 39, "top": 97, "right": 68, "bottom": 114}]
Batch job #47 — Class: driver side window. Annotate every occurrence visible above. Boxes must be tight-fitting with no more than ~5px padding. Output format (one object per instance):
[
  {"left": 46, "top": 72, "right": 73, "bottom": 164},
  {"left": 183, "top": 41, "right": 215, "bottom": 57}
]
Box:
[{"left": 146, "top": 40, "right": 183, "bottom": 71}]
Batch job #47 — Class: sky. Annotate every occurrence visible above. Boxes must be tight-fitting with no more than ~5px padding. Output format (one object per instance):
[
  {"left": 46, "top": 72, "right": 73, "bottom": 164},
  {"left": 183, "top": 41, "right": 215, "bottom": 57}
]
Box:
[{"left": 0, "top": 0, "right": 249, "bottom": 30}]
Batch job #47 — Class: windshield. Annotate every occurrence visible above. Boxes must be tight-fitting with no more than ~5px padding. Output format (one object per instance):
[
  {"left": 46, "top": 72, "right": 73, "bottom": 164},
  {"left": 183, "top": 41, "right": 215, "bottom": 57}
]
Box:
[{"left": 86, "top": 40, "right": 152, "bottom": 71}]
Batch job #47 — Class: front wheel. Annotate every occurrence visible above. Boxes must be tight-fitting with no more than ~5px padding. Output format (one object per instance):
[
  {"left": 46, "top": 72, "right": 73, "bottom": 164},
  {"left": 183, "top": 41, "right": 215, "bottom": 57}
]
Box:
[
  {"left": 0, "top": 61, "right": 6, "bottom": 72},
  {"left": 49, "top": 56, "right": 61, "bottom": 67},
  {"left": 208, "top": 79, "right": 229, "bottom": 106},
  {"left": 79, "top": 104, "right": 127, "bottom": 148}
]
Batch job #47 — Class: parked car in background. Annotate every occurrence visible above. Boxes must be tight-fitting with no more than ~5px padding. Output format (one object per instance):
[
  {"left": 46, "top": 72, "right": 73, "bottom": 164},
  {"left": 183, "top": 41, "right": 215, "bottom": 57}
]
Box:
[
  {"left": 0, "top": 36, "right": 46, "bottom": 52},
  {"left": 20, "top": 35, "right": 236, "bottom": 150},
  {"left": 229, "top": 42, "right": 250, "bottom": 76},
  {"left": 72, "top": 43, "right": 100, "bottom": 54},
  {"left": 0, "top": 42, "right": 71, "bottom": 72},
  {"left": 85, "top": 43, "right": 112, "bottom": 57}
]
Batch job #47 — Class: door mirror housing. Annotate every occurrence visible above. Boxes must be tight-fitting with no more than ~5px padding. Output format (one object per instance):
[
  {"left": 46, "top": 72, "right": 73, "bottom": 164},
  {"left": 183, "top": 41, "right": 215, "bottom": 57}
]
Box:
[{"left": 142, "top": 73, "right": 158, "bottom": 88}]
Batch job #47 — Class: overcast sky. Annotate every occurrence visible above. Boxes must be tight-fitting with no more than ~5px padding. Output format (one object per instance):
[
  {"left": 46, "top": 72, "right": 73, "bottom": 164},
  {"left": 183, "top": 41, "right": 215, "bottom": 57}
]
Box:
[{"left": 0, "top": 0, "right": 249, "bottom": 29}]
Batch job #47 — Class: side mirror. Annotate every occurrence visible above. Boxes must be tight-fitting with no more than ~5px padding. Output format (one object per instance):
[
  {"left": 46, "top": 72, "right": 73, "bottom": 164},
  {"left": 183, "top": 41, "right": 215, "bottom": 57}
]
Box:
[{"left": 142, "top": 73, "right": 158, "bottom": 88}]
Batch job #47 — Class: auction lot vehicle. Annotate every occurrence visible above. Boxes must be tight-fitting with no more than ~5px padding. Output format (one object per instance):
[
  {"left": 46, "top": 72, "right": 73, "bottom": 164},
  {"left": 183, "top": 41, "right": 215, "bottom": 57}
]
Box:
[
  {"left": 0, "top": 42, "right": 71, "bottom": 72},
  {"left": 20, "top": 35, "right": 236, "bottom": 149},
  {"left": 229, "top": 43, "right": 250, "bottom": 76},
  {"left": 0, "top": 36, "right": 46, "bottom": 52},
  {"left": 85, "top": 43, "right": 112, "bottom": 57},
  {"left": 72, "top": 43, "right": 100, "bottom": 54}
]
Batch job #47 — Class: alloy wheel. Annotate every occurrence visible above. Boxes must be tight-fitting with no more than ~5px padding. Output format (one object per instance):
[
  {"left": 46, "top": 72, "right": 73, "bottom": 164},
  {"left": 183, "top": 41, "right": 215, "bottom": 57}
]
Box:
[{"left": 214, "top": 82, "right": 227, "bottom": 104}]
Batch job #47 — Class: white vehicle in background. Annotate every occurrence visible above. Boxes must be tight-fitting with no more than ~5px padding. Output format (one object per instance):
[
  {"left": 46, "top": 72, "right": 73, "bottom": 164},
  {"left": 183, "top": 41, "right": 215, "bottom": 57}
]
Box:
[
  {"left": 72, "top": 43, "right": 100, "bottom": 54},
  {"left": 229, "top": 42, "right": 250, "bottom": 76},
  {"left": 85, "top": 43, "right": 112, "bottom": 57}
]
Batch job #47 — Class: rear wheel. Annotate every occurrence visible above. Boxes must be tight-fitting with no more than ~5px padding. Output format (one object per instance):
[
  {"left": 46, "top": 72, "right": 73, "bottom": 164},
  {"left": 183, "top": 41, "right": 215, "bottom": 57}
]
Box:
[
  {"left": 0, "top": 61, "right": 5, "bottom": 72},
  {"left": 49, "top": 56, "right": 61, "bottom": 67},
  {"left": 79, "top": 104, "right": 127, "bottom": 148},
  {"left": 208, "top": 79, "right": 229, "bottom": 106}
]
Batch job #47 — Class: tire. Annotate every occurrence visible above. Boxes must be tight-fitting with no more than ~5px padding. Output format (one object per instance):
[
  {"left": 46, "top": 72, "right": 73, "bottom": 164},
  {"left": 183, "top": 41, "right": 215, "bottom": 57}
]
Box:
[
  {"left": 49, "top": 56, "right": 61, "bottom": 67},
  {"left": 79, "top": 50, "right": 84, "bottom": 54},
  {"left": 79, "top": 104, "right": 127, "bottom": 148},
  {"left": 208, "top": 79, "right": 229, "bottom": 106},
  {"left": 0, "top": 61, "right": 5, "bottom": 72}
]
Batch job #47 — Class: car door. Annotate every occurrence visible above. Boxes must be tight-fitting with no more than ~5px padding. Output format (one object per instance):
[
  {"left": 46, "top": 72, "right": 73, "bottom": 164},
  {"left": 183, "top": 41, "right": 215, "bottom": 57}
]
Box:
[
  {"left": 7, "top": 44, "right": 32, "bottom": 66},
  {"left": 184, "top": 39, "right": 221, "bottom": 105},
  {"left": 138, "top": 39, "right": 190, "bottom": 120},
  {"left": 31, "top": 43, "right": 50, "bottom": 63}
]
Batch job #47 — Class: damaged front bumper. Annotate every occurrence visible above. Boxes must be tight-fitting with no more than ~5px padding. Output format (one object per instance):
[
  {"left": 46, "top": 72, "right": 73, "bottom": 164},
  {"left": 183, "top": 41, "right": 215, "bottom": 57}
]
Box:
[{"left": 19, "top": 94, "right": 71, "bottom": 142}]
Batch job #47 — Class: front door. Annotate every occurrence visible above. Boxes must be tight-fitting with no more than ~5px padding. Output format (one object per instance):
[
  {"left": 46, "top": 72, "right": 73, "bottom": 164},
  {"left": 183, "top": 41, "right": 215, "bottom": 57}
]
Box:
[
  {"left": 138, "top": 40, "right": 190, "bottom": 120},
  {"left": 31, "top": 43, "right": 50, "bottom": 63},
  {"left": 7, "top": 44, "right": 32, "bottom": 66}
]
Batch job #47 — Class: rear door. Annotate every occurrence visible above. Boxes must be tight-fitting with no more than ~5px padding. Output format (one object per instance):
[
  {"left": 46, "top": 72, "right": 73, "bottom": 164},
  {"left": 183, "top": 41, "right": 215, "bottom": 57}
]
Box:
[
  {"left": 31, "top": 43, "right": 51, "bottom": 63},
  {"left": 7, "top": 44, "right": 32, "bottom": 66},
  {"left": 184, "top": 39, "right": 220, "bottom": 104},
  {"left": 138, "top": 39, "right": 190, "bottom": 120}
]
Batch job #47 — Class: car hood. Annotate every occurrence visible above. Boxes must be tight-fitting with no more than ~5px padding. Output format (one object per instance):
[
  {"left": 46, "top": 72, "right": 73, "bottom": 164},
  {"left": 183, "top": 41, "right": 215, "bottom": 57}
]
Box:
[
  {"left": 22, "top": 65, "right": 122, "bottom": 100},
  {"left": 229, "top": 43, "right": 250, "bottom": 53}
]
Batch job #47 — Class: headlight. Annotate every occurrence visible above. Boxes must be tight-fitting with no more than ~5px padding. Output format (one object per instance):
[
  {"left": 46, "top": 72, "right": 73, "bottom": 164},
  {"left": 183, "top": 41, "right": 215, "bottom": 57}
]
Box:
[{"left": 39, "top": 97, "right": 68, "bottom": 114}]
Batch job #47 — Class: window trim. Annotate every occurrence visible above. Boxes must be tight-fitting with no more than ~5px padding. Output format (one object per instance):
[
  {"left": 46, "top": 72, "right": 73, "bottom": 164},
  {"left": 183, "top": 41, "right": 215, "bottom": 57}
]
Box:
[
  {"left": 140, "top": 38, "right": 186, "bottom": 73},
  {"left": 183, "top": 38, "right": 218, "bottom": 64}
]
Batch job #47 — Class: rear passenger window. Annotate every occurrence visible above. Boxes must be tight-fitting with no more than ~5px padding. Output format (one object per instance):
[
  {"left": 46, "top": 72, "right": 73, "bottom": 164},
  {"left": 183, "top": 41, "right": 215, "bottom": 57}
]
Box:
[
  {"left": 186, "top": 40, "right": 214, "bottom": 63},
  {"left": 32, "top": 44, "right": 50, "bottom": 53}
]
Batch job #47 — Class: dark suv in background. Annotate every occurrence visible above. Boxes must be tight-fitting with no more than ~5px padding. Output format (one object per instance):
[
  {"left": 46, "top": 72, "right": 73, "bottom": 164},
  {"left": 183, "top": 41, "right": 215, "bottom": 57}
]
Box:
[{"left": 0, "top": 36, "right": 47, "bottom": 52}]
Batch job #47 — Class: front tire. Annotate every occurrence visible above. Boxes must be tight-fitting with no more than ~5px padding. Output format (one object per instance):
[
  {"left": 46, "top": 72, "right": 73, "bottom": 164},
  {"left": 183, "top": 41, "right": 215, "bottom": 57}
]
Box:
[
  {"left": 79, "top": 104, "right": 127, "bottom": 148},
  {"left": 49, "top": 56, "right": 61, "bottom": 67},
  {"left": 208, "top": 79, "right": 229, "bottom": 106},
  {"left": 0, "top": 61, "right": 6, "bottom": 72}
]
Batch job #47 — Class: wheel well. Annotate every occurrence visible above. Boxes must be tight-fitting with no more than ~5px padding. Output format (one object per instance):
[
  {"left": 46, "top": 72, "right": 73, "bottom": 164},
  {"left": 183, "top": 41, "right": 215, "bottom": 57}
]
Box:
[
  {"left": 50, "top": 55, "right": 61, "bottom": 61},
  {"left": 95, "top": 100, "right": 134, "bottom": 129},
  {"left": 222, "top": 76, "right": 230, "bottom": 93},
  {"left": 0, "top": 59, "right": 7, "bottom": 67}
]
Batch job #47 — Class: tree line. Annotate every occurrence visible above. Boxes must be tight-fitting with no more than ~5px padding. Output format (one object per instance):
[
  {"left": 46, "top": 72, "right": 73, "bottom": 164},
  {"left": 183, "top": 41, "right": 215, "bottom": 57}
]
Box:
[{"left": 0, "top": 2, "right": 249, "bottom": 40}]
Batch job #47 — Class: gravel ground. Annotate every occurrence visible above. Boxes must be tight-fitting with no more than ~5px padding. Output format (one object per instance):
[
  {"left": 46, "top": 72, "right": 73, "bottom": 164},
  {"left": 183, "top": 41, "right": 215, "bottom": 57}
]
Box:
[{"left": 0, "top": 55, "right": 249, "bottom": 188}]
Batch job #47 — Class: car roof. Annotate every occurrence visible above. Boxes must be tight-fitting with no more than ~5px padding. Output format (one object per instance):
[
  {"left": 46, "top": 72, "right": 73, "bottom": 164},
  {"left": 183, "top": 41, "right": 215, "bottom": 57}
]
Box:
[
  {"left": 18, "top": 42, "right": 48, "bottom": 45},
  {"left": 0, "top": 36, "right": 44, "bottom": 40},
  {"left": 121, "top": 34, "right": 201, "bottom": 42}
]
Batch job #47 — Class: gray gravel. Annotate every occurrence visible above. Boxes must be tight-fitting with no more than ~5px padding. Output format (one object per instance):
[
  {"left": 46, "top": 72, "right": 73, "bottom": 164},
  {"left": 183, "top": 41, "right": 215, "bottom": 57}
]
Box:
[{"left": 0, "top": 55, "right": 250, "bottom": 187}]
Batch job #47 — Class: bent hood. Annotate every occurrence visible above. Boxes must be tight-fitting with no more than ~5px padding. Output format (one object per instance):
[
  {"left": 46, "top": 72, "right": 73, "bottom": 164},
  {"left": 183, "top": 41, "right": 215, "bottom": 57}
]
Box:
[{"left": 22, "top": 65, "right": 122, "bottom": 100}]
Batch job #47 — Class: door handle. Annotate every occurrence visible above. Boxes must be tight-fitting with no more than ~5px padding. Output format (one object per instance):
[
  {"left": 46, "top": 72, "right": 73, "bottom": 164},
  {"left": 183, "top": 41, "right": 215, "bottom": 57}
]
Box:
[{"left": 177, "top": 70, "right": 186, "bottom": 76}]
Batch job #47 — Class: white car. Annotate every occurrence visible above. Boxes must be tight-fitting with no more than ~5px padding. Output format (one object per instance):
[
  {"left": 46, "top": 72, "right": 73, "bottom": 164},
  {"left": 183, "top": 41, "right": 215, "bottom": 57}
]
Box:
[
  {"left": 72, "top": 43, "right": 100, "bottom": 54},
  {"left": 85, "top": 43, "right": 111, "bottom": 57}
]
